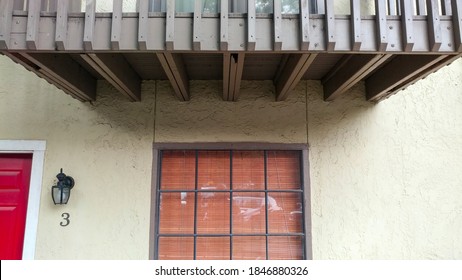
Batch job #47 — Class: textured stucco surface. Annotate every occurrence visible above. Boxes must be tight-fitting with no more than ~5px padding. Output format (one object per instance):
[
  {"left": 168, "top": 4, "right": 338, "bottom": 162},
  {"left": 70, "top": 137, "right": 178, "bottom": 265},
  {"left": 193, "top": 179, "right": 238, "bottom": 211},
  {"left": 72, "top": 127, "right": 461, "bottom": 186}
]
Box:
[
  {"left": 0, "top": 56, "right": 155, "bottom": 259},
  {"left": 1, "top": 52, "right": 462, "bottom": 259},
  {"left": 308, "top": 59, "right": 462, "bottom": 259},
  {"left": 155, "top": 80, "right": 307, "bottom": 143}
]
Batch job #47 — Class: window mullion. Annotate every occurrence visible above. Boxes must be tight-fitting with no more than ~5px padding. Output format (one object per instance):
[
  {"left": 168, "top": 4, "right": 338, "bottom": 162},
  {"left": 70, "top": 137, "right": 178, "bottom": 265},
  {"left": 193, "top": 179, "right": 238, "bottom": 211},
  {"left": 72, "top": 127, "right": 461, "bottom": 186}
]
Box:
[
  {"left": 193, "top": 150, "right": 199, "bottom": 260},
  {"left": 264, "top": 150, "right": 269, "bottom": 260},
  {"left": 229, "top": 150, "right": 233, "bottom": 260}
]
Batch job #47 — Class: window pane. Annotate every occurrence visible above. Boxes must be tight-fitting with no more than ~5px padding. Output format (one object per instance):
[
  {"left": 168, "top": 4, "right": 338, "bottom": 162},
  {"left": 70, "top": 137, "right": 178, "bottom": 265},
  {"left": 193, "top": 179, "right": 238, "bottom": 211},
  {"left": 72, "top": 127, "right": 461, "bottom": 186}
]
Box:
[
  {"left": 267, "top": 151, "right": 301, "bottom": 190},
  {"left": 282, "top": 0, "right": 300, "bottom": 14},
  {"left": 196, "top": 237, "right": 230, "bottom": 260},
  {"left": 198, "top": 151, "right": 230, "bottom": 190},
  {"left": 159, "top": 192, "right": 195, "bottom": 234},
  {"left": 232, "top": 192, "right": 266, "bottom": 234},
  {"left": 158, "top": 237, "right": 194, "bottom": 260},
  {"left": 232, "top": 236, "right": 266, "bottom": 260},
  {"left": 197, "top": 192, "right": 230, "bottom": 234},
  {"left": 233, "top": 151, "right": 265, "bottom": 190},
  {"left": 161, "top": 150, "right": 195, "bottom": 190},
  {"left": 268, "top": 236, "right": 303, "bottom": 260},
  {"left": 268, "top": 192, "right": 303, "bottom": 233}
]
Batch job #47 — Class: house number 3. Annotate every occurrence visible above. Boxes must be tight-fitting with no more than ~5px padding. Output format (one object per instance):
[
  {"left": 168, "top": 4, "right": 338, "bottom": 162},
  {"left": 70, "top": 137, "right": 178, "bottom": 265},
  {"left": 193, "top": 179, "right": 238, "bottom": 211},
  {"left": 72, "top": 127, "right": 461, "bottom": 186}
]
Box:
[{"left": 60, "top": 213, "right": 70, "bottom": 227}]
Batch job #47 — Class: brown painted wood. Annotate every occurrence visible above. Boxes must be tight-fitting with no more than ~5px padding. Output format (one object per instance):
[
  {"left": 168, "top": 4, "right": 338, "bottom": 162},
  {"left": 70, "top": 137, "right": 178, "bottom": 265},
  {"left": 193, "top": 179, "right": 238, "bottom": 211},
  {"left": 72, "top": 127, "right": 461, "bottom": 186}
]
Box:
[
  {"left": 83, "top": 0, "right": 96, "bottom": 50},
  {"left": 325, "top": 0, "right": 335, "bottom": 51},
  {"left": 275, "top": 54, "right": 317, "bottom": 101},
  {"left": 453, "top": 0, "right": 462, "bottom": 52},
  {"left": 400, "top": 0, "right": 414, "bottom": 52},
  {"left": 375, "top": 0, "right": 388, "bottom": 52},
  {"left": 0, "top": 0, "right": 14, "bottom": 49},
  {"left": 223, "top": 53, "right": 245, "bottom": 101},
  {"left": 26, "top": 0, "right": 40, "bottom": 50},
  {"left": 55, "top": 0, "right": 69, "bottom": 51},
  {"left": 81, "top": 53, "right": 141, "bottom": 101},
  {"left": 111, "top": 0, "right": 123, "bottom": 50},
  {"left": 21, "top": 53, "right": 96, "bottom": 101},
  {"left": 299, "top": 0, "right": 310, "bottom": 50},
  {"left": 138, "top": 0, "right": 148, "bottom": 50},
  {"left": 157, "top": 52, "right": 190, "bottom": 101},
  {"left": 366, "top": 54, "right": 448, "bottom": 101},
  {"left": 426, "top": 0, "right": 442, "bottom": 52},
  {"left": 350, "top": 0, "right": 361, "bottom": 51},
  {"left": 323, "top": 54, "right": 392, "bottom": 101}
]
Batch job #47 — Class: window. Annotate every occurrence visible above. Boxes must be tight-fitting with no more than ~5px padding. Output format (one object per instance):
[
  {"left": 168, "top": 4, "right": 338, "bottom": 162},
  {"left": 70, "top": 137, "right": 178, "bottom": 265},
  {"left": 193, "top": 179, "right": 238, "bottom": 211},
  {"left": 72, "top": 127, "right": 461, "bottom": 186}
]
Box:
[{"left": 154, "top": 148, "right": 307, "bottom": 260}]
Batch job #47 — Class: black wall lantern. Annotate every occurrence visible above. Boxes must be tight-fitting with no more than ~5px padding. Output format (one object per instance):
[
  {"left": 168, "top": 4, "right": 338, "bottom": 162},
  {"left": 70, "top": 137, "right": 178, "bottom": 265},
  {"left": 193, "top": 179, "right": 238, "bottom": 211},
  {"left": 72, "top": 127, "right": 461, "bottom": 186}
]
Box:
[{"left": 51, "top": 168, "right": 75, "bottom": 205}]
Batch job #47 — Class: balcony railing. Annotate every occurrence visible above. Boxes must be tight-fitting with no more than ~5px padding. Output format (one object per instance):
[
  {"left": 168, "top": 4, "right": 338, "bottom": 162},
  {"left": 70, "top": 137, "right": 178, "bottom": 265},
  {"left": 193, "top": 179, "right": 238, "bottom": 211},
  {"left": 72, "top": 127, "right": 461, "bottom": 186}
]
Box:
[{"left": 0, "top": 0, "right": 461, "bottom": 103}]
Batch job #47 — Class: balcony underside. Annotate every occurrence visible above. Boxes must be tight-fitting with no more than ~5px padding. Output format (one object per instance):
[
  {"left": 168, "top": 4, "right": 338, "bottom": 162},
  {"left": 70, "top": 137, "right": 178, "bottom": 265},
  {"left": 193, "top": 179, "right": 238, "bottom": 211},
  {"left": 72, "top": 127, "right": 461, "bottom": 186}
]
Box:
[{"left": 1, "top": 1, "right": 461, "bottom": 102}]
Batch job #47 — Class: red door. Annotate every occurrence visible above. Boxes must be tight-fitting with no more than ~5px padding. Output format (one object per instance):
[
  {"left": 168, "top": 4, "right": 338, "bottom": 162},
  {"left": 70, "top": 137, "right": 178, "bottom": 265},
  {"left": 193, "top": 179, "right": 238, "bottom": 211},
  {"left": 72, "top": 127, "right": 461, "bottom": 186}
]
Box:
[{"left": 0, "top": 154, "right": 32, "bottom": 260}]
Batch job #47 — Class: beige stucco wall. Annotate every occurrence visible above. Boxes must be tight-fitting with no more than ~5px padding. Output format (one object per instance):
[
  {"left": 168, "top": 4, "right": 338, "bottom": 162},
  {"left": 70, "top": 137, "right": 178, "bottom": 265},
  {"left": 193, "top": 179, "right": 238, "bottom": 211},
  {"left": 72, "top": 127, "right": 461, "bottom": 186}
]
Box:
[
  {"left": 1, "top": 52, "right": 462, "bottom": 259},
  {"left": 0, "top": 56, "right": 155, "bottom": 259}
]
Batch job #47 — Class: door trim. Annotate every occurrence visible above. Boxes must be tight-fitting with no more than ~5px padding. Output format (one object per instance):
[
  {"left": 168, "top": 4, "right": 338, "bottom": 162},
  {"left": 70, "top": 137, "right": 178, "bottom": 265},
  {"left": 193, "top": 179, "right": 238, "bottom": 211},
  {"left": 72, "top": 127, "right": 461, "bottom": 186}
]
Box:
[{"left": 0, "top": 140, "right": 46, "bottom": 260}]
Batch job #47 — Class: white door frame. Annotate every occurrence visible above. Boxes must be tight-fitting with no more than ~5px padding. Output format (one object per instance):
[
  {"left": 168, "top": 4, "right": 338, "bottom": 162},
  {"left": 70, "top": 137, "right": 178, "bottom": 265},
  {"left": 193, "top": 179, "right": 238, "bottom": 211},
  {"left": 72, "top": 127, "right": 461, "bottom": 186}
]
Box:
[{"left": 0, "top": 140, "right": 46, "bottom": 260}]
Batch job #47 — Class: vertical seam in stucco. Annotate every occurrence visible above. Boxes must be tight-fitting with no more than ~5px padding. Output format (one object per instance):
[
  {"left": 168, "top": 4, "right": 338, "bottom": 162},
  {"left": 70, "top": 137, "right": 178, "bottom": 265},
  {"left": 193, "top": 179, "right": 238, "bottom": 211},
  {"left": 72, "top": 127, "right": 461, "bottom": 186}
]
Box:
[
  {"left": 153, "top": 80, "right": 157, "bottom": 143},
  {"left": 305, "top": 80, "right": 309, "bottom": 145}
]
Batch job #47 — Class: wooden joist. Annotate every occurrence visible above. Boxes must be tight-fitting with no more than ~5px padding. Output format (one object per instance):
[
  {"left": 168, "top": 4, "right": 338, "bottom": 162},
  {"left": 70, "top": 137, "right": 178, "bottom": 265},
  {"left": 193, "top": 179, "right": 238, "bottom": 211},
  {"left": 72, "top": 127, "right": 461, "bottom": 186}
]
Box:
[
  {"left": 323, "top": 54, "right": 392, "bottom": 101},
  {"left": 223, "top": 53, "right": 245, "bottom": 101},
  {"left": 275, "top": 53, "right": 317, "bottom": 101},
  {"left": 20, "top": 53, "right": 96, "bottom": 101},
  {"left": 81, "top": 53, "right": 141, "bottom": 101},
  {"left": 366, "top": 55, "right": 449, "bottom": 102},
  {"left": 157, "top": 52, "right": 190, "bottom": 101}
]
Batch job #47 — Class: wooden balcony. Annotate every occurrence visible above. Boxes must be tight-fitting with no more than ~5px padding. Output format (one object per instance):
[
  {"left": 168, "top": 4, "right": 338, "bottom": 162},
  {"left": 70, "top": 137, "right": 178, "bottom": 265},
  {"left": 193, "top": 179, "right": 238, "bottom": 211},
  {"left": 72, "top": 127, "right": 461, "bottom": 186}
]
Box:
[{"left": 0, "top": 0, "right": 461, "bottom": 103}]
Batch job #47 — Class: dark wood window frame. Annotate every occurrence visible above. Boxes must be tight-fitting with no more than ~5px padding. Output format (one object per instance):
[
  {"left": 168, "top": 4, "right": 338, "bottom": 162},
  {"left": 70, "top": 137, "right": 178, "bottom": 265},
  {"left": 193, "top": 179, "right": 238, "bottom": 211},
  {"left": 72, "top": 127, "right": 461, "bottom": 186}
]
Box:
[{"left": 149, "top": 143, "right": 312, "bottom": 260}]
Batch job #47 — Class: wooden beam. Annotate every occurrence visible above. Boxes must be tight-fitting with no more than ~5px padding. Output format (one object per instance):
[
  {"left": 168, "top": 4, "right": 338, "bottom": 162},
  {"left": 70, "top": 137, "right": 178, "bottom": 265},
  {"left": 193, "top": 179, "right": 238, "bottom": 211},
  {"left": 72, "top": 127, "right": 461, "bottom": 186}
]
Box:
[
  {"left": 426, "top": 0, "right": 442, "bottom": 52},
  {"left": 26, "top": 0, "right": 41, "bottom": 50},
  {"left": 166, "top": 0, "right": 175, "bottom": 50},
  {"left": 299, "top": 0, "right": 310, "bottom": 50},
  {"left": 323, "top": 54, "right": 392, "bottom": 101},
  {"left": 400, "top": 0, "right": 414, "bottom": 52},
  {"left": 138, "top": 0, "right": 148, "bottom": 50},
  {"left": 2, "top": 51, "right": 85, "bottom": 101},
  {"left": 325, "top": 0, "right": 335, "bottom": 51},
  {"left": 453, "top": 0, "right": 462, "bottom": 52},
  {"left": 111, "top": 0, "right": 123, "bottom": 50},
  {"left": 20, "top": 53, "right": 96, "bottom": 101},
  {"left": 350, "top": 0, "right": 361, "bottom": 51},
  {"left": 388, "top": 54, "right": 461, "bottom": 96},
  {"left": 156, "top": 52, "right": 190, "bottom": 101},
  {"left": 375, "top": 0, "right": 388, "bottom": 52},
  {"left": 0, "top": 0, "right": 14, "bottom": 49},
  {"left": 193, "top": 0, "right": 201, "bottom": 51},
  {"left": 220, "top": 0, "right": 228, "bottom": 50},
  {"left": 247, "top": 0, "right": 256, "bottom": 51},
  {"left": 274, "top": 0, "right": 282, "bottom": 51},
  {"left": 223, "top": 53, "right": 245, "bottom": 101},
  {"left": 275, "top": 53, "right": 317, "bottom": 101},
  {"left": 83, "top": 0, "right": 96, "bottom": 50},
  {"left": 55, "top": 0, "right": 69, "bottom": 51},
  {"left": 81, "top": 53, "right": 141, "bottom": 101},
  {"left": 366, "top": 54, "right": 448, "bottom": 101}
]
